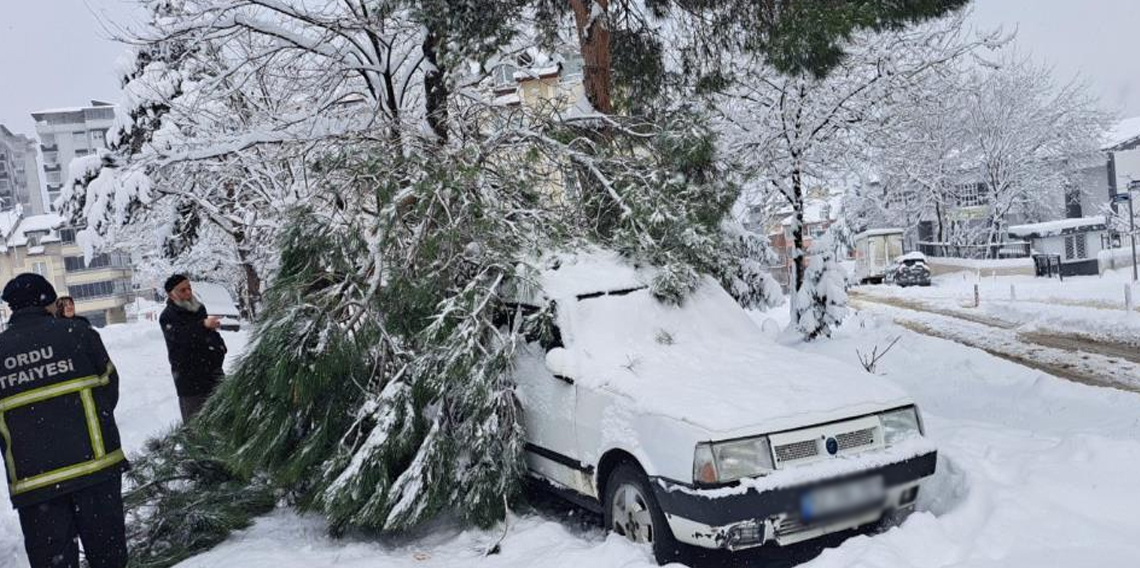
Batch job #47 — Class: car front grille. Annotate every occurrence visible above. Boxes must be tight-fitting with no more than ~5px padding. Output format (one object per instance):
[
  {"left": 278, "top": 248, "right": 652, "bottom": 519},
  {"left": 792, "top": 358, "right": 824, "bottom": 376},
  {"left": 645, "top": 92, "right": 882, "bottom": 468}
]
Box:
[
  {"left": 835, "top": 427, "right": 875, "bottom": 451},
  {"left": 775, "top": 439, "right": 819, "bottom": 462}
]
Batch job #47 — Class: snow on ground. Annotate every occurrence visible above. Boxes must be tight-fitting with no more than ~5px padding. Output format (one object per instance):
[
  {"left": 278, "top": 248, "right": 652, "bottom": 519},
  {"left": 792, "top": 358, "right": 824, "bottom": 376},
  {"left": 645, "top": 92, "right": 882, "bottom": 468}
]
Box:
[
  {"left": 857, "top": 269, "right": 1140, "bottom": 345},
  {"left": 5, "top": 307, "right": 1140, "bottom": 568},
  {"left": 0, "top": 321, "right": 247, "bottom": 568}
]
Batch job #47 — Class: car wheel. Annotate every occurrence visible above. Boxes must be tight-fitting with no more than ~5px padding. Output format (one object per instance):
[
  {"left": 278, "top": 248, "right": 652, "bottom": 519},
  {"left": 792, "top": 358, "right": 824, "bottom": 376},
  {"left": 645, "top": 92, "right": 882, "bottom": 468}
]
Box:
[{"left": 603, "top": 462, "right": 681, "bottom": 565}]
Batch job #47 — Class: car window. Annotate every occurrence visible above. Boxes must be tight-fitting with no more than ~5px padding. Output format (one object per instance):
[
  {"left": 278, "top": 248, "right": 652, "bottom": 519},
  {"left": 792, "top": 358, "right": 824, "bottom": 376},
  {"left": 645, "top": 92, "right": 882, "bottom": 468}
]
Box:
[{"left": 494, "top": 301, "right": 563, "bottom": 351}]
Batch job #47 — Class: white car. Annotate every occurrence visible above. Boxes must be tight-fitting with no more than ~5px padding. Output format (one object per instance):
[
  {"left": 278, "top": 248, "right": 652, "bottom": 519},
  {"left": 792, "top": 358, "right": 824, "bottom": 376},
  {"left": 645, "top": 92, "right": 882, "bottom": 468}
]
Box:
[
  {"left": 512, "top": 252, "right": 937, "bottom": 563},
  {"left": 193, "top": 281, "right": 242, "bottom": 331}
]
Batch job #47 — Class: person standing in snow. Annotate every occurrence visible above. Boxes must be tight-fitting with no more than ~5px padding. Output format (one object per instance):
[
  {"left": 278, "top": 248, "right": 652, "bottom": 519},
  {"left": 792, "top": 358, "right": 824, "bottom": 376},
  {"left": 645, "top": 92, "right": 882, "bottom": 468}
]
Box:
[
  {"left": 159, "top": 274, "right": 227, "bottom": 422},
  {"left": 55, "top": 296, "right": 92, "bottom": 327},
  {"left": 0, "top": 273, "right": 129, "bottom": 568}
]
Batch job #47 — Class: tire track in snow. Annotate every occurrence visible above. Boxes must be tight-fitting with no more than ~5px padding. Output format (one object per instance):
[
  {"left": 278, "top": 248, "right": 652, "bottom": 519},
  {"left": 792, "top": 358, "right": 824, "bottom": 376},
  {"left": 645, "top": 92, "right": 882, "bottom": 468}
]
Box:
[
  {"left": 851, "top": 292, "right": 1140, "bottom": 365},
  {"left": 850, "top": 299, "right": 1140, "bottom": 395}
]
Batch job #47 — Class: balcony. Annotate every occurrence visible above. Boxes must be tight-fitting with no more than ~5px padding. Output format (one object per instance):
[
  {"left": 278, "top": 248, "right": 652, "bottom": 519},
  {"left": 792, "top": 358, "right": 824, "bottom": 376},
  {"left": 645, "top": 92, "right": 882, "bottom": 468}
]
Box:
[{"left": 40, "top": 144, "right": 58, "bottom": 152}]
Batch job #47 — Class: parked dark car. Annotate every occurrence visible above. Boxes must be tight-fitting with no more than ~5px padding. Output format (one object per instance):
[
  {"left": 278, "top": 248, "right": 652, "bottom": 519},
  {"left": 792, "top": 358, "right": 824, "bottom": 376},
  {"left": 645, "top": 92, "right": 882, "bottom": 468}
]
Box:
[{"left": 889, "top": 252, "right": 931, "bottom": 287}]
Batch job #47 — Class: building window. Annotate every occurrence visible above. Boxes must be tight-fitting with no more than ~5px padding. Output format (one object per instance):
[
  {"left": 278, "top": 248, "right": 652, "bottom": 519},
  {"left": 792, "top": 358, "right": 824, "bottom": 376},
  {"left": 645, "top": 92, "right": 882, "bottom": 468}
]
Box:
[
  {"left": 957, "top": 183, "right": 988, "bottom": 208},
  {"left": 1064, "top": 234, "right": 1088, "bottom": 260},
  {"left": 90, "top": 129, "right": 109, "bottom": 148},
  {"left": 71, "top": 131, "right": 88, "bottom": 150},
  {"left": 69, "top": 280, "right": 117, "bottom": 300},
  {"left": 31, "top": 262, "right": 47, "bottom": 275},
  {"left": 64, "top": 254, "right": 112, "bottom": 271},
  {"left": 59, "top": 228, "right": 76, "bottom": 244}
]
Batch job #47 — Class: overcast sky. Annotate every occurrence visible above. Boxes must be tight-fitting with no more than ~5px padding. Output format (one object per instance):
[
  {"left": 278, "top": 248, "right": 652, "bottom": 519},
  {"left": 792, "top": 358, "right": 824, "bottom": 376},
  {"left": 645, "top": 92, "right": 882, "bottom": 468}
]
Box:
[{"left": 1, "top": 0, "right": 1138, "bottom": 138}]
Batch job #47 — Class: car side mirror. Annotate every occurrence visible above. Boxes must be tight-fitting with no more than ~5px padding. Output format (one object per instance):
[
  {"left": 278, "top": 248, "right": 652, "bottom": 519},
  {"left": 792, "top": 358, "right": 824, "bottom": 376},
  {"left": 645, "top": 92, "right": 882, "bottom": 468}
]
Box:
[{"left": 544, "top": 347, "right": 575, "bottom": 385}]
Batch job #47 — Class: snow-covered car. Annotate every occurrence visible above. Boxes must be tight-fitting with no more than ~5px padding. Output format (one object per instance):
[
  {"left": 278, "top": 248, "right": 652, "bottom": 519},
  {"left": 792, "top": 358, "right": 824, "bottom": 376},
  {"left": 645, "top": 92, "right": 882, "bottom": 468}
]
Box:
[
  {"left": 889, "top": 252, "right": 932, "bottom": 287},
  {"left": 511, "top": 252, "right": 937, "bottom": 564},
  {"left": 193, "top": 281, "right": 242, "bottom": 331}
]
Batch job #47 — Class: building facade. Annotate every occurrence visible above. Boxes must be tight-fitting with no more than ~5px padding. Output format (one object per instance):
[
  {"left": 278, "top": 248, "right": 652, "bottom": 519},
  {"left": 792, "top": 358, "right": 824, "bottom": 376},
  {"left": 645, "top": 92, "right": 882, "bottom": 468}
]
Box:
[
  {"left": 0, "top": 212, "right": 133, "bottom": 327},
  {"left": 0, "top": 125, "right": 47, "bottom": 214},
  {"left": 30, "top": 101, "right": 115, "bottom": 210}
]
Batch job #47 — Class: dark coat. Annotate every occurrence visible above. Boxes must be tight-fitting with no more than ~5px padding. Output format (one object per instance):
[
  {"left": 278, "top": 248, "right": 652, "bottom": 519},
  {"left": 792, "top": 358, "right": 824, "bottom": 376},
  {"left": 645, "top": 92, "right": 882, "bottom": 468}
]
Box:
[
  {"left": 160, "top": 300, "right": 227, "bottom": 397},
  {"left": 0, "top": 308, "right": 128, "bottom": 508}
]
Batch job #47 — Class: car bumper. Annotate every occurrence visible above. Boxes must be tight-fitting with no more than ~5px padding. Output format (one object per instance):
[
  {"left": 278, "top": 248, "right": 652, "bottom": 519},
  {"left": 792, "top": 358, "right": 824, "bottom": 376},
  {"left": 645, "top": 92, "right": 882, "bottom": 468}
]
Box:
[{"left": 651, "top": 449, "right": 937, "bottom": 550}]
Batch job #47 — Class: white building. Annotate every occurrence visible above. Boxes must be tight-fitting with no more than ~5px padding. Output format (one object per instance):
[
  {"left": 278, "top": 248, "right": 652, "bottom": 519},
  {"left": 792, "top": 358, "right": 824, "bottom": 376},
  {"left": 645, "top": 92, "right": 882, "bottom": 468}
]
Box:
[
  {"left": 0, "top": 125, "right": 47, "bottom": 214},
  {"left": 30, "top": 100, "right": 116, "bottom": 210}
]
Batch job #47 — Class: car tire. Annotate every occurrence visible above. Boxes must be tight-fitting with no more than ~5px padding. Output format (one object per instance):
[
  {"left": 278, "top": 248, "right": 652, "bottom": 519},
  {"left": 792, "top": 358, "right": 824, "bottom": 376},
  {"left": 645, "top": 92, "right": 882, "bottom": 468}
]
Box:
[{"left": 603, "top": 462, "right": 681, "bottom": 565}]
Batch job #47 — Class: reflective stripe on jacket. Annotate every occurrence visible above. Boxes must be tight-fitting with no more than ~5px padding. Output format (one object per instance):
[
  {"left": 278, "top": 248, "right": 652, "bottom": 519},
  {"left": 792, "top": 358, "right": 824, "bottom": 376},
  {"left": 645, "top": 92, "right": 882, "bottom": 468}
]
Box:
[{"left": 0, "top": 308, "right": 127, "bottom": 508}]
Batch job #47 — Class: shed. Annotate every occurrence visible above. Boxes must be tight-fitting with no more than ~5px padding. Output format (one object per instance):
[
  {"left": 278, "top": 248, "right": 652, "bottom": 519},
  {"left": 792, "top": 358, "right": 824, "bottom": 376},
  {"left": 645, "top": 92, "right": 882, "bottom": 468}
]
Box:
[{"left": 1008, "top": 216, "right": 1108, "bottom": 277}]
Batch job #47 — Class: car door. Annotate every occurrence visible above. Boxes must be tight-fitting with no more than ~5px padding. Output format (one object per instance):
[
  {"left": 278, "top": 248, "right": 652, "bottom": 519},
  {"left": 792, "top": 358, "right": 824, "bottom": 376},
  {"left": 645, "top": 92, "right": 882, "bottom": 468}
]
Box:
[{"left": 511, "top": 304, "right": 585, "bottom": 492}]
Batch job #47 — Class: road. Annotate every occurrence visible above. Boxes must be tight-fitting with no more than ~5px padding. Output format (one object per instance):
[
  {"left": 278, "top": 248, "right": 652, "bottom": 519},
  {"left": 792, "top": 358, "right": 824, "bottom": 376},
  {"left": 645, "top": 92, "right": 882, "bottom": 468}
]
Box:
[{"left": 850, "top": 293, "right": 1140, "bottom": 394}]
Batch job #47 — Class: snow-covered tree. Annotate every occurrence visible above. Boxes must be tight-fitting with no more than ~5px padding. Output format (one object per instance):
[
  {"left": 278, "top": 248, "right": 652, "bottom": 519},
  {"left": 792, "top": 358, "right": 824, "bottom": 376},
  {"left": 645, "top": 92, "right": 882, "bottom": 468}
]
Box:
[
  {"left": 60, "top": 2, "right": 978, "bottom": 564},
  {"left": 794, "top": 231, "right": 848, "bottom": 340},
  {"left": 871, "top": 53, "right": 1113, "bottom": 246},
  {"left": 713, "top": 10, "right": 990, "bottom": 335}
]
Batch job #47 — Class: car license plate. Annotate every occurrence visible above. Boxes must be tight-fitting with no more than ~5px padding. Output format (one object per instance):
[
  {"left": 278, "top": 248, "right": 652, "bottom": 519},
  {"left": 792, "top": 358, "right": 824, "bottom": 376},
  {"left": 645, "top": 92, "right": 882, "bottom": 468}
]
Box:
[{"left": 801, "top": 476, "right": 884, "bottom": 522}]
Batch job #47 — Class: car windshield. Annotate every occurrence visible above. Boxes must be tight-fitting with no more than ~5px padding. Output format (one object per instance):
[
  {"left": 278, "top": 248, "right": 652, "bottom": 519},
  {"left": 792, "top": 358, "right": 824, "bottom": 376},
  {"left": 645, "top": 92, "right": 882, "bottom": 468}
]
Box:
[{"left": 563, "top": 278, "right": 764, "bottom": 367}]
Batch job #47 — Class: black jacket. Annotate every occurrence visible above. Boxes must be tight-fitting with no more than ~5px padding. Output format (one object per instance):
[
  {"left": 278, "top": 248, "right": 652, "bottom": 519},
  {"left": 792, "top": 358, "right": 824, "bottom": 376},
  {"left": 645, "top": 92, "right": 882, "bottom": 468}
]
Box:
[
  {"left": 0, "top": 308, "right": 127, "bottom": 509},
  {"left": 159, "top": 300, "right": 227, "bottom": 396}
]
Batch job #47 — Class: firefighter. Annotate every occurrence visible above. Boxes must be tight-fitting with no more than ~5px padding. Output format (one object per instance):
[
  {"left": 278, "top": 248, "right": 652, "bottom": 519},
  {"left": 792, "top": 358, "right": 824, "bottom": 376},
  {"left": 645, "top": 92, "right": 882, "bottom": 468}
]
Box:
[{"left": 0, "top": 273, "right": 128, "bottom": 568}]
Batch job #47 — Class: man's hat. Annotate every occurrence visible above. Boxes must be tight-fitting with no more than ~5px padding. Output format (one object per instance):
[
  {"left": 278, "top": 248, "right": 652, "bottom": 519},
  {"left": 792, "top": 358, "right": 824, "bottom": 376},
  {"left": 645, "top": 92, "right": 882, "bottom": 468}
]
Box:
[
  {"left": 164, "top": 273, "right": 189, "bottom": 293},
  {"left": 2, "top": 273, "right": 58, "bottom": 310}
]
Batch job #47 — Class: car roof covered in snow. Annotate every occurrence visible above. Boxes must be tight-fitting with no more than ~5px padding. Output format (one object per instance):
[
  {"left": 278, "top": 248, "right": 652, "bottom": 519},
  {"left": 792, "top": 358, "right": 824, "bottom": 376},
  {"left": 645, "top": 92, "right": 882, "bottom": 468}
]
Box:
[
  {"left": 193, "top": 282, "right": 241, "bottom": 318},
  {"left": 896, "top": 251, "right": 927, "bottom": 262}
]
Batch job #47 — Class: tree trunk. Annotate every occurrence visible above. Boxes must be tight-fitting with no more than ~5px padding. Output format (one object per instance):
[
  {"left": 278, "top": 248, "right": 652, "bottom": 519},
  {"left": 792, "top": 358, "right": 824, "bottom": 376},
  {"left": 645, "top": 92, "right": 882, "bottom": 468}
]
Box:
[
  {"left": 569, "top": 0, "right": 613, "bottom": 114},
  {"left": 422, "top": 28, "right": 449, "bottom": 145},
  {"left": 233, "top": 229, "right": 261, "bottom": 319},
  {"left": 792, "top": 166, "right": 807, "bottom": 295}
]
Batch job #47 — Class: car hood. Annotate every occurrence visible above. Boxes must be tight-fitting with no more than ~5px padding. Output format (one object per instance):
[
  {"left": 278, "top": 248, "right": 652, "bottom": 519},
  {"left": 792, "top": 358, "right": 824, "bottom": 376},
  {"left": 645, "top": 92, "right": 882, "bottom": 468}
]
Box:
[{"left": 561, "top": 282, "right": 912, "bottom": 437}]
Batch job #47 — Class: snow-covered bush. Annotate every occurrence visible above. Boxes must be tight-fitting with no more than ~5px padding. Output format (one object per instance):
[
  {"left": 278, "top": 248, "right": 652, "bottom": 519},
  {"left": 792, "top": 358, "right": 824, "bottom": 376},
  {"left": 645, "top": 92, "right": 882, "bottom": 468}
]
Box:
[{"left": 794, "top": 232, "right": 849, "bottom": 340}]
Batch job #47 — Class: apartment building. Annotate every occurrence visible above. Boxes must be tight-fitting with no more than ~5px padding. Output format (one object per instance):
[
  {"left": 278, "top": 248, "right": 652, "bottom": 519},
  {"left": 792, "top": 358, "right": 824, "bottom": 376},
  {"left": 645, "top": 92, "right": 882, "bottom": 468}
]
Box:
[
  {"left": 0, "top": 125, "right": 47, "bottom": 214},
  {"left": 30, "top": 100, "right": 115, "bottom": 210},
  {"left": 0, "top": 211, "right": 133, "bottom": 327}
]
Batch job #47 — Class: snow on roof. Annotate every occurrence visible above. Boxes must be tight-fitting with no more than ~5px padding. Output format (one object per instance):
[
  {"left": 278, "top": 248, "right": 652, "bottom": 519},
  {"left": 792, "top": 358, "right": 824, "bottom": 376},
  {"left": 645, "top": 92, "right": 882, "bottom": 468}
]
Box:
[
  {"left": 1103, "top": 116, "right": 1140, "bottom": 151},
  {"left": 492, "top": 92, "right": 521, "bottom": 107},
  {"left": 1008, "top": 216, "right": 1107, "bottom": 238},
  {"left": 0, "top": 209, "right": 21, "bottom": 240},
  {"left": 536, "top": 248, "right": 655, "bottom": 301},
  {"left": 6, "top": 213, "right": 66, "bottom": 247},
  {"left": 777, "top": 191, "right": 844, "bottom": 227},
  {"left": 854, "top": 227, "right": 904, "bottom": 239},
  {"left": 193, "top": 282, "right": 241, "bottom": 318},
  {"left": 513, "top": 64, "right": 561, "bottom": 82},
  {"left": 896, "top": 251, "right": 927, "bottom": 262}
]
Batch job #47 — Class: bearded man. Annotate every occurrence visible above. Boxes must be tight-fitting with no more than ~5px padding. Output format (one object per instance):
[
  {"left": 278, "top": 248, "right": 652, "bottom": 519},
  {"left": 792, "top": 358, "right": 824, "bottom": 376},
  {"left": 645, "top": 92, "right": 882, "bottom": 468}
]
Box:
[{"left": 159, "top": 274, "right": 228, "bottom": 421}]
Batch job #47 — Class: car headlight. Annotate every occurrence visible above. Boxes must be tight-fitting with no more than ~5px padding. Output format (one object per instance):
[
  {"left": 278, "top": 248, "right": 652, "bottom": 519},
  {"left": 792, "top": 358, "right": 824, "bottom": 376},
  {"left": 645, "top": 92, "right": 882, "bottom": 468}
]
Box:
[
  {"left": 693, "top": 436, "right": 775, "bottom": 485},
  {"left": 880, "top": 406, "right": 923, "bottom": 446}
]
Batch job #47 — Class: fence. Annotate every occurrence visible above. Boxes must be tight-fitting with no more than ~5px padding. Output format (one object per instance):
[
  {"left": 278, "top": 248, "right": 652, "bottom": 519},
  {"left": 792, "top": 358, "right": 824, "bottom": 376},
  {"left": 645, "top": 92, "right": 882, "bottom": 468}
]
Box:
[{"left": 916, "top": 241, "right": 1031, "bottom": 260}]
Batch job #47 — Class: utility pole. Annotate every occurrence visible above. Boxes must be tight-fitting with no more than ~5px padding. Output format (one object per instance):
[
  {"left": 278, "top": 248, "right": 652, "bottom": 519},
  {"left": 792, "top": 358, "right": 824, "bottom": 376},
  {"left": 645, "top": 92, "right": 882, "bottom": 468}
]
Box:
[
  {"left": 1121, "top": 182, "right": 1140, "bottom": 282},
  {"left": 1128, "top": 181, "right": 1139, "bottom": 282}
]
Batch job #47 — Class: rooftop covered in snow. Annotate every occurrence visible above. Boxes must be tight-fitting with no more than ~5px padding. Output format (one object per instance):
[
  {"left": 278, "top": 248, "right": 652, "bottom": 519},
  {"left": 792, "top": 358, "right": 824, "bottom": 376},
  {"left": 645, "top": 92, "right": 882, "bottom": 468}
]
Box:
[
  {"left": 1103, "top": 116, "right": 1140, "bottom": 151},
  {"left": 1008, "top": 216, "right": 1107, "bottom": 239}
]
